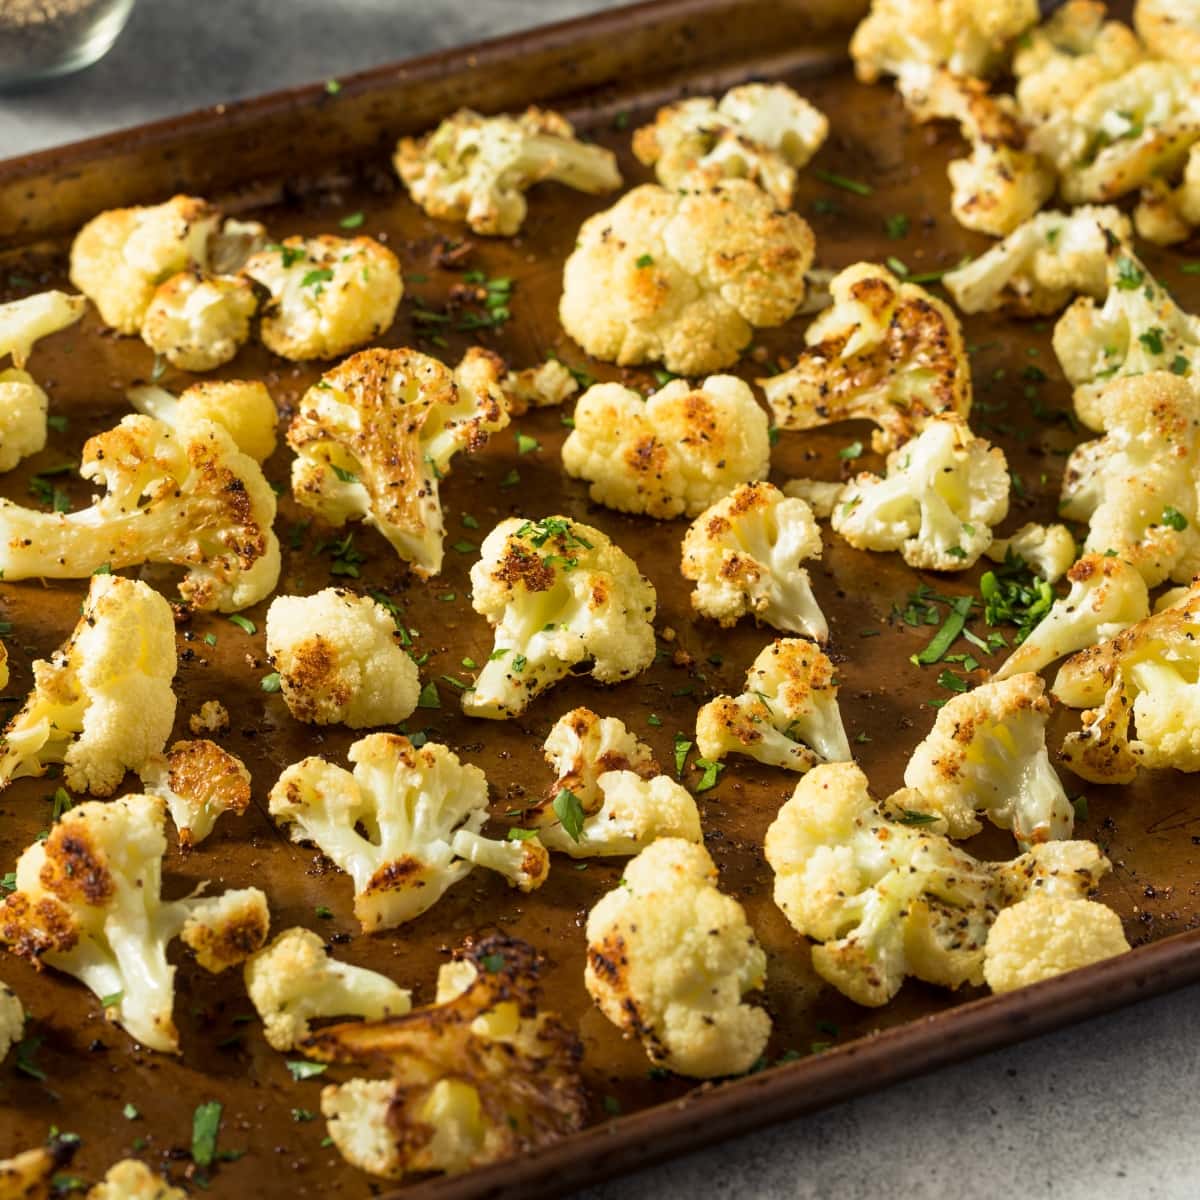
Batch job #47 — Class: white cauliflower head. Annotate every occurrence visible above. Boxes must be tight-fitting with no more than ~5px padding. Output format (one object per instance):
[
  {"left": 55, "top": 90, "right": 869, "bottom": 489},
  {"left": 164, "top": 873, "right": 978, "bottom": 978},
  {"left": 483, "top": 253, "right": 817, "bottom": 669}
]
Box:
[
  {"left": 140, "top": 269, "right": 258, "bottom": 371},
  {"left": 762, "top": 261, "right": 971, "bottom": 453},
  {"left": 1058, "top": 372, "right": 1200, "bottom": 587},
  {"left": 982, "top": 893, "right": 1130, "bottom": 993},
  {"left": 463, "top": 516, "right": 657, "bottom": 719},
  {"left": 0, "top": 574, "right": 176, "bottom": 797},
  {"left": 984, "top": 522, "right": 1077, "bottom": 584},
  {"left": 943, "top": 205, "right": 1132, "bottom": 317},
  {"left": 831, "top": 414, "right": 1010, "bottom": 571},
  {"left": 245, "top": 926, "right": 411, "bottom": 1051},
  {"left": 632, "top": 82, "right": 828, "bottom": 208},
  {"left": 394, "top": 106, "right": 620, "bottom": 236},
  {"left": 561, "top": 375, "right": 770, "bottom": 520},
  {"left": 0, "top": 793, "right": 268, "bottom": 1052},
  {"left": 764, "top": 762, "right": 1110, "bottom": 1006},
  {"left": 242, "top": 235, "right": 403, "bottom": 360},
  {"left": 127, "top": 378, "right": 277, "bottom": 462},
  {"left": 696, "top": 637, "right": 851, "bottom": 773},
  {"left": 0, "top": 289, "right": 87, "bottom": 369},
  {"left": 0, "top": 984, "right": 22, "bottom": 1064},
  {"left": 559, "top": 180, "right": 814, "bottom": 375},
  {"left": 584, "top": 837, "right": 770, "bottom": 1078},
  {"left": 681, "top": 482, "right": 827, "bottom": 640},
  {"left": 902, "top": 672, "right": 1075, "bottom": 845},
  {"left": 265, "top": 588, "right": 420, "bottom": 729},
  {"left": 995, "top": 553, "right": 1149, "bottom": 681},
  {"left": 0, "top": 413, "right": 281, "bottom": 612},
  {"left": 782, "top": 477, "right": 843, "bottom": 519},
  {"left": 269, "top": 733, "right": 548, "bottom": 931},
  {"left": 287, "top": 347, "right": 508, "bottom": 578},
  {"left": 138, "top": 738, "right": 252, "bottom": 849},
  {"left": 538, "top": 706, "right": 658, "bottom": 813}
]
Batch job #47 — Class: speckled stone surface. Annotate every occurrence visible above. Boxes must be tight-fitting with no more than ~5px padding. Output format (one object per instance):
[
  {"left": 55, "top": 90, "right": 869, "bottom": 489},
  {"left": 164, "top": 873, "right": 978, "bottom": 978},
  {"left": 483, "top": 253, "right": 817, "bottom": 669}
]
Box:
[{"left": 3, "top": 3, "right": 1197, "bottom": 1197}]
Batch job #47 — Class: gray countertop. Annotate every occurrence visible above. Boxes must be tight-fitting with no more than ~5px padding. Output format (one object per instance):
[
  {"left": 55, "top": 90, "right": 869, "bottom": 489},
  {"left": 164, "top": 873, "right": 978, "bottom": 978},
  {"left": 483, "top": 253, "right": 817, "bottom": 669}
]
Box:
[{"left": 3, "top": 3, "right": 1196, "bottom": 1197}]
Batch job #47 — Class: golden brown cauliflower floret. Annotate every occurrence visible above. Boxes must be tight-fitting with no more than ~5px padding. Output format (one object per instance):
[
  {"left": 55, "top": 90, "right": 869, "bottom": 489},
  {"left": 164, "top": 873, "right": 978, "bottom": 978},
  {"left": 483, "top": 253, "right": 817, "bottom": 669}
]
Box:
[
  {"left": 140, "top": 268, "right": 258, "bottom": 372},
  {"left": 561, "top": 375, "right": 770, "bottom": 520},
  {"left": 242, "top": 235, "right": 402, "bottom": 360},
  {"left": 265, "top": 588, "right": 420, "bottom": 728},
  {"left": 188, "top": 699, "right": 229, "bottom": 736},
  {"left": 304, "top": 934, "right": 586, "bottom": 1180},
  {"left": 633, "top": 82, "right": 829, "bottom": 208},
  {"left": 1135, "top": 0, "right": 1200, "bottom": 65},
  {"left": 87, "top": 1159, "right": 186, "bottom": 1200},
  {"left": 585, "top": 838, "right": 770, "bottom": 1078},
  {"left": 559, "top": 180, "right": 814, "bottom": 375},
  {"left": 127, "top": 378, "right": 278, "bottom": 462},
  {"left": 286, "top": 347, "right": 508, "bottom": 578},
  {"left": 394, "top": 106, "right": 621, "bottom": 236},
  {"left": 0, "top": 1139, "right": 78, "bottom": 1200},
  {"left": 762, "top": 261, "right": 970, "bottom": 453},
  {"left": 499, "top": 358, "right": 579, "bottom": 416},
  {"left": 138, "top": 738, "right": 252, "bottom": 849}
]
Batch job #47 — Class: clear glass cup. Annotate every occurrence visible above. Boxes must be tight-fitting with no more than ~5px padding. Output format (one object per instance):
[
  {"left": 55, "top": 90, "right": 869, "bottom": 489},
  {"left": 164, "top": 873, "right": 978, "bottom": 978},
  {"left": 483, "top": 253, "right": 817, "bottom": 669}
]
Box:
[{"left": 0, "top": 0, "right": 136, "bottom": 89}]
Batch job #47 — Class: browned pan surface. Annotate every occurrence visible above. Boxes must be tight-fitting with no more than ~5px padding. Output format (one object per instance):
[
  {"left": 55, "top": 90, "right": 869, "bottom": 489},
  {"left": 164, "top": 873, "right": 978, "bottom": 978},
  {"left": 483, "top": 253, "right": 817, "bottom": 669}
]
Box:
[{"left": 0, "top": 2, "right": 1197, "bottom": 1197}]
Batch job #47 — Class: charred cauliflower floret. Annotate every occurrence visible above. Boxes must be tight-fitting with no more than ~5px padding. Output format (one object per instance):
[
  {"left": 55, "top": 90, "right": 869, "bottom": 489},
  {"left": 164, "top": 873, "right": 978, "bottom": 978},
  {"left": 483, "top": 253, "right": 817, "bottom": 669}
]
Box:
[
  {"left": 140, "top": 269, "right": 258, "bottom": 371},
  {"left": 269, "top": 733, "right": 548, "bottom": 931},
  {"left": 538, "top": 707, "right": 658, "bottom": 811},
  {"left": 762, "top": 262, "right": 971, "bottom": 453},
  {"left": 585, "top": 838, "right": 769, "bottom": 1078},
  {"left": 245, "top": 926, "right": 411, "bottom": 1051},
  {"left": 559, "top": 180, "right": 814, "bottom": 375},
  {"left": 995, "top": 553, "right": 1149, "bottom": 681},
  {"left": 127, "top": 378, "right": 277, "bottom": 462},
  {"left": 287, "top": 347, "right": 508, "bottom": 578},
  {"left": 0, "top": 290, "right": 86, "bottom": 473},
  {"left": 982, "top": 893, "right": 1130, "bottom": 993},
  {"left": 0, "top": 793, "right": 268, "bottom": 1052},
  {"left": 681, "top": 482, "right": 827, "bottom": 640},
  {"left": 561, "top": 375, "right": 770, "bottom": 520},
  {"left": 1058, "top": 373, "right": 1200, "bottom": 587},
  {"left": 265, "top": 588, "right": 420, "bottom": 728},
  {"left": 87, "top": 1159, "right": 186, "bottom": 1200},
  {"left": 632, "top": 82, "right": 828, "bottom": 207},
  {"left": 0, "top": 984, "right": 22, "bottom": 1064},
  {"left": 902, "top": 673, "right": 1075, "bottom": 845},
  {"left": 0, "top": 413, "right": 280, "bottom": 611},
  {"left": 1055, "top": 580, "right": 1200, "bottom": 782},
  {"left": 394, "top": 106, "right": 621, "bottom": 236},
  {"left": 696, "top": 638, "right": 851, "bottom": 773},
  {"left": 984, "top": 522, "right": 1077, "bottom": 584},
  {"left": 304, "top": 934, "right": 586, "bottom": 1180},
  {"left": 943, "top": 205, "right": 1131, "bottom": 316},
  {"left": 138, "top": 738, "right": 252, "bottom": 849},
  {"left": 831, "top": 414, "right": 1010, "bottom": 571},
  {"left": 463, "top": 516, "right": 657, "bottom": 719},
  {"left": 242, "top": 235, "right": 402, "bottom": 360},
  {"left": 0, "top": 575, "right": 176, "bottom": 797},
  {"left": 764, "top": 762, "right": 1111, "bottom": 1006}
]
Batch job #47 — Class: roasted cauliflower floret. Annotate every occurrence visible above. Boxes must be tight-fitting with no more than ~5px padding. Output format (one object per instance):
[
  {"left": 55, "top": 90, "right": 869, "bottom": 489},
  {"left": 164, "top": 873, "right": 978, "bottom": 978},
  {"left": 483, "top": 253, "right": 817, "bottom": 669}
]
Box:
[
  {"left": 140, "top": 269, "right": 258, "bottom": 371},
  {"left": 0, "top": 413, "right": 280, "bottom": 611},
  {"left": 831, "top": 414, "right": 1009, "bottom": 571},
  {"left": 1058, "top": 372, "right": 1200, "bottom": 588},
  {"left": 87, "top": 1159, "right": 186, "bottom": 1200},
  {"left": 762, "top": 262, "right": 971, "bottom": 453},
  {"left": 69, "top": 194, "right": 219, "bottom": 334},
  {"left": 286, "top": 347, "right": 508, "bottom": 578},
  {"left": 995, "top": 553, "right": 1149, "bottom": 681},
  {"left": 1056, "top": 580, "right": 1200, "bottom": 781},
  {"left": 764, "top": 762, "right": 1111, "bottom": 1006},
  {"left": 1133, "top": 143, "right": 1200, "bottom": 245},
  {"left": 562, "top": 376, "right": 770, "bottom": 520},
  {"left": 696, "top": 638, "right": 850, "bottom": 773},
  {"left": 265, "top": 588, "right": 420, "bottom": 729},
  {"left": 851, "top": 0, "right": 1036, "bottom": 83},
  {"left": 559, "top": 180, "right": 814, "bottom": 375},
  {"left": 1136, "top": 0, "right": 1200, "bottom": 63},
  {"left": 783, "top": 477, "right": 843, "bottom": 519},
  {"left": 0, "top": 793, "right": 268, "bottom": 1052},
  {"left": 138, "top": 738, "right": 252, "bottom": 849},
  {"left": 982, "top": 893, "right": 1130, "bottom": 994},
  {"left": 681, "top": 482, "right": 827, "bottom": 640},
  {"left": 499, "top": 358, "right": 579, "bottom": 416},
  {"left": 128, "top": 378, "right": 278, "bottom": 462},
  {"left": 585, "top": 838, "right": 769, "bottom": 1078},
  {"left": 305, "top": 934, "right": 586, "bottom": 1180},
  {"left": 633, "top": 82, "right": 828, "bottom": 207},
  {"left": 0, "top": 289, "right": 88, "bottom": 370},
  {"left": 943, "top": 206, "right": 1131, "bottom": 316},
  {"left": 1013, "top": 1, "right": 1144, "bottom": 122},
  {"left": 242, "top": 235, "right": 402, "bottom": 360},
  {"left": 0, "top": 984, "right": 22, "bottom": 1064},
  {"left": 0, "top": 1140, "right": 78, "bottom": 1200},
  {"left": 984, "top": 522, "right": 1077, "bottom": 584},
  {"left": 539, "top": 706, "right": 658, "bottom": 813},
  {"left": 394, "top": 106, "right": 621, "bottom": 236},
  {"left": 902, "top": 673, "right": 1074, "bottom": 845},
  {"left": 244, "top": 926, "right": 412, "bottom": 1051},
  {"left": 269, "top": 733, "right": 548, "bottom": 931},
  {"left": 463, "top": 516, "right": 657, "bottom": 719},
  {"left": 0, "top": 575, "right": 176, "bottom": 797}
]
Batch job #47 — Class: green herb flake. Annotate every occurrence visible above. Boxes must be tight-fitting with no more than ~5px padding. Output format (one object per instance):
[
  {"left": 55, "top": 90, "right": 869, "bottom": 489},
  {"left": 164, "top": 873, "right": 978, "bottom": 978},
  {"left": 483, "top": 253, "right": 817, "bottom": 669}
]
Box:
[
  {"left": 506, "top": 827, "right": 540, "bottom": 842},
  {"left": 451, "top": 540, "right": 476, "bottom": 554},
  {"left": 331, "top": 464, "right": 359, "bottom": 483},
  {"left": 936, "top": 669, "right": 969, "bottom": 693},
  {"left": 813, "top": 168, "right": 873, "bottom": 196},
  {"left": 315, "top": 905, "right": 334, "bottom": 919},
  {"left": 301, "top": 267, "right": 335, "bottom": 289},
  {"left": 338, "top": 211, "right": 365, "bottom": 229},
  {"left": 884, "top": 213, "right": 910, "bottom": 239},
  {"left": 123, "top": 1103, "right": 139, "bottom": 1120},
  {"left": 1162, "top": 506, "right": 1189, "bottom": 531},
  {"left": 227, "top": 615, "right": 256, "bottom": 635},
  {"left": 602, "top": 1096, "right": 623, "bottom": 1116},
  {"left": 286, "top": 1060, "right": 329, "bottom": 1081},
  {"left": 260, "top": 672, "right": 282, "bottom": 693},
  {"left": 416, "top": 681, "right": 441, "bottom": 709},
  {"left": 500, "top": 468, "right": 520, "bottom": 488},
  {"left": 291, "top": 1108, "right": 317, "bottom": 1123},
  {"left": 191, "top": 1100, "right": 223, "bottom": 1168},
  {"left": 897, "top": 808, "right": 940, "bottom": 826},
  {"left": 1114, "top": 256, "right": 1144, "bottom": 291},
  {"left": 674, "top": 733, "right": 692, "bottom": 778},
  {"left": 1138, "top": 327, "right": 1165, "bottom": 355},
  {"left": 885, "top": 255, "right": 909, "bottom": 277},
  {"left": 693, "top": 758, "right": 724, "bottom": 792},
  {"left": 47, "top": 414, "right": 68, "bottom": 433},
  {"left": 515, "top": 432, "right": 540, "bottom": 455},
  {"left": 553, "top": 788, "right": 585, "bottom": 842},
  {"left": 837, "top": 440, "right": 864, "bottom": 461},
  {"left": 324, "top": 78, "right": 342, "bottom": 95},
  {"left": 635, "top": 253, "right": 655, "bottom": 268},
  {"left": 1072, "top": 795, "right": 1089, "bottom": 822}
]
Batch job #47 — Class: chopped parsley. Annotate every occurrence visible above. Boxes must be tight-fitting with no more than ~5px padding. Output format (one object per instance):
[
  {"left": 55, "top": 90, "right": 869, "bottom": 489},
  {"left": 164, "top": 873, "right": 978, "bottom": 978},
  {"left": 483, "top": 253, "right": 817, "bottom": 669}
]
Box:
[
  {"left": 260, "top": 672, "right": 282, "bottom": 693},
  {"left": 813, "top": 168, "right": 873, "bottom": 196},
  {"left": 338, "top": 211, "right": 365, "bottom": 229},
  {"left": 635, "top": 254, "right": 654, "bottom": 268},
  {"left": 515, "top": 432, "right": 540, "bottom": 455},
  {"left": 884, "top": 213, "right": 910, "bottom": 239},
  {"left": 191, "top": 1100, "right": 223, "bottom": 1168},
  {"left": 1114, "top": 256, "right": 1144, "bottom": 291},
  {"left": 416, "top": 681, "right": 441, "bottom": 709},
  {"left": 553, "top": 788, "right": 585, "bottom": 841},
  {"left": 286, "top": 1060, "right": 328, "bottom": 1081},
  {"left": 1161, "top": 506, "right": 1190, "bottom": 531},
  {"left": 227, "top": 615, "right": 256, "bottom": 635},
  {"left": 837, "top": 440, "right": 864, "bottom": 461}
]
